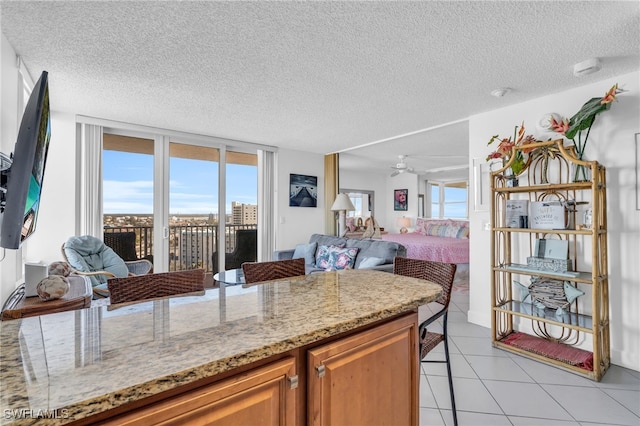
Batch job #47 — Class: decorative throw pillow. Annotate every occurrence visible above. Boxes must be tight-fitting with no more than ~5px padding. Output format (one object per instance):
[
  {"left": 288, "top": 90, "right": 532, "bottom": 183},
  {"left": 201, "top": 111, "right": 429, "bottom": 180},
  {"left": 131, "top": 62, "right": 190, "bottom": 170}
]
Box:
[
  {"left": 415, "top": 218, "right": 428, "bottom": 235},
  {"left": 315, "top": 245, "right": 337, "bottom": 269},
  {"left": 293, "top": 242, "right": 318, "bottom": 265},
  {"left": 325, "top": 246, "right": 360, "bottom": 271}
]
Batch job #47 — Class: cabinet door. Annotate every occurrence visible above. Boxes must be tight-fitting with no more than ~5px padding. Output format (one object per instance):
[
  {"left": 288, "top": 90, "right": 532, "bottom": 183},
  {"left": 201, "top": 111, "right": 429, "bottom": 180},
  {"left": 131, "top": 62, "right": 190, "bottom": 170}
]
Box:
[
  {"left": 307, "top": 314, "right": 418, "bottom": 426},
  {"left": 104, "top": 357, "right": 296, "bottom": 425}
]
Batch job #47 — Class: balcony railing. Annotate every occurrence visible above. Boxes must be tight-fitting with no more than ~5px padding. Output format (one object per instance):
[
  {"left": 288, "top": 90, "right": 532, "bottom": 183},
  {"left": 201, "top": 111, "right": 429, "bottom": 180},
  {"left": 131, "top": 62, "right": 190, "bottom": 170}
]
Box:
[{"left": 104, "top": 224, "right": 257, "bottom": 273}]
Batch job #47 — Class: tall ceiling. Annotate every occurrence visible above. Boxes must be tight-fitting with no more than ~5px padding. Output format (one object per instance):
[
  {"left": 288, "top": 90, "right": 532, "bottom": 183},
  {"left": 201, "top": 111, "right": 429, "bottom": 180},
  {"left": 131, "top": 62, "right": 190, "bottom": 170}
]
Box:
[{"left": 1, "top": 1, "right": 638, "bottom": 176}]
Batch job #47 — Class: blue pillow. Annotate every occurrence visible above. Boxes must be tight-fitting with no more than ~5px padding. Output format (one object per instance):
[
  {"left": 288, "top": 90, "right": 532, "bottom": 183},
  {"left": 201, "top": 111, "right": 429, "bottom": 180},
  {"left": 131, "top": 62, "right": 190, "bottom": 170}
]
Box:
[
  {"left": 358, "top": 257, "right": 385, "bottom": 268},
  {"left": 293, "top": 242, "right": 318, "bottom": 265}
]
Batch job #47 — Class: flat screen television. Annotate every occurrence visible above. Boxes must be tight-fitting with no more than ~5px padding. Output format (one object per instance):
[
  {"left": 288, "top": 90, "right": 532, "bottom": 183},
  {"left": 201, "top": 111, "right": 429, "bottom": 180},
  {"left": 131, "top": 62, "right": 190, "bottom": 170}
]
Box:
[{"left": 0, "top": 70, "right": 51, "bottom": 249}]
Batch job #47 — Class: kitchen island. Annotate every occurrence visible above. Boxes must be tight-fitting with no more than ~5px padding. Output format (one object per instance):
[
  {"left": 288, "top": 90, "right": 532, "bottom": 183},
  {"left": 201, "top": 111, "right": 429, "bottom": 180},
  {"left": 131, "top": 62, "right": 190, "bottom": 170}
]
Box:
[{"left": 0, "top": 269, "right": 442, "bottom": 425}]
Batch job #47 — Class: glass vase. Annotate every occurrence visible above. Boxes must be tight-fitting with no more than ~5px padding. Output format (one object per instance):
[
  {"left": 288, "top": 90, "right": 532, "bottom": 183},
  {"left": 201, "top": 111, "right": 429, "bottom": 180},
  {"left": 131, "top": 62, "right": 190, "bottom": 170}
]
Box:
[
  {"left": 573, "top": 163, "right": 590, "bottom": 183},
  {"left": 505, "top": 176, "right": 519, "bottom": 188}
]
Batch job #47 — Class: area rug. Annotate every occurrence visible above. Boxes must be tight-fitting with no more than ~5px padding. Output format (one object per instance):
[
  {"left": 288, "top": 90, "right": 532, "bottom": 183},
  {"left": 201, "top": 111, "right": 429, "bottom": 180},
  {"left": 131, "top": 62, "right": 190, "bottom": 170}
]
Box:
[{"left": 501, "top": 331, "right": 593, "bottom": 371}]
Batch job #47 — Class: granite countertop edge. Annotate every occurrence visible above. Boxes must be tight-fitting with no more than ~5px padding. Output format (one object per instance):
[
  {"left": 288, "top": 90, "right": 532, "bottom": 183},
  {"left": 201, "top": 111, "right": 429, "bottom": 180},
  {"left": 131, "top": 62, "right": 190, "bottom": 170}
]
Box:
[{"left": 58, "top": 297, "right": 432, "bottom": 423}]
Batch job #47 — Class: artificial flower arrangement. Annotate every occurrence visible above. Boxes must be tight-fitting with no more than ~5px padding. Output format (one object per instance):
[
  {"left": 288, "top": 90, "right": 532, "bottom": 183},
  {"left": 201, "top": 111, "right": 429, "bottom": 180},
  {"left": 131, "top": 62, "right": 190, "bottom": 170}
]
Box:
[
  {"left": 486, "top": 121, "right": 536, "bottom": 176},
  {"left": 548, "top": 83, "right": 620, "bottom": 161}
]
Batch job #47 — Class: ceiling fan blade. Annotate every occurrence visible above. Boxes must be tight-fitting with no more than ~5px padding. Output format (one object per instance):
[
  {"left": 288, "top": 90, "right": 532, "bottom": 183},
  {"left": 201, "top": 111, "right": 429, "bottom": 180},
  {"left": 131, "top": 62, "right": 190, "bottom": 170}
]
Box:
[{"left": 390, "top": 170, "right": 400, "bottom": 177}]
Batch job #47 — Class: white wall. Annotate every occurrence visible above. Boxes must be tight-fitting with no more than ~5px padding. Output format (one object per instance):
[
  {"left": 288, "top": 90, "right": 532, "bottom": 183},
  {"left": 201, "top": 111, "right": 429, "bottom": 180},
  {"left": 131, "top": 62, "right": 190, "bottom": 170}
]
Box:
[
  {"left": 274, "top": 148, "right": 326, "bottom": 251},
  {"left": 0, "top": 33, "right": 21, "bottom": 304},
  {"left": 468, "top": 71, "right": 640, "bottom": 371},
  {"left": 1, "top": 35, "right": 80, "bottom": 305},
  {"left": 385, "top": 172, "right": 419, "bottom": 233}
]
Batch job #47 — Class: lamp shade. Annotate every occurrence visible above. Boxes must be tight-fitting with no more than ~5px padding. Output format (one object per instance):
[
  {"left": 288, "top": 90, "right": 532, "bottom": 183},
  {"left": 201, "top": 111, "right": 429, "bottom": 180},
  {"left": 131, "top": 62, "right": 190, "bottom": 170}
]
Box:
[
  {"left": 397, "top": 217, "right": 411, "bottom": 234},
  {"left": 331, "top": 193, "right": 355, "bottom": 211},
  {"left": 397, "top": 217, "right": 411, "bottom": 228}
]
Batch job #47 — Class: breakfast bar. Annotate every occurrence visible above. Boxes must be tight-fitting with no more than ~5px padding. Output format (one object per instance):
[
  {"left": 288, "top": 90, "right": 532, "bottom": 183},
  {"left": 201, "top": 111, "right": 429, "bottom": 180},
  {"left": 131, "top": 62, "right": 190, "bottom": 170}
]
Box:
[{"left": 0, "top": 269, "right": 442, "bottom": 425}]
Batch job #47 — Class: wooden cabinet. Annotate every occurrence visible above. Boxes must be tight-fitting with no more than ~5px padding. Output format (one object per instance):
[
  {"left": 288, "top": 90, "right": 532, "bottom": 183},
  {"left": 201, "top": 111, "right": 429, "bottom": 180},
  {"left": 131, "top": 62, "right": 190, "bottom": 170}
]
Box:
[
  {"left": 102, "top": 357, "right": 297, "bottom": 425},
  {"left": 490, "top": 139, "right": 609, "bottom": 381},
  {"left": 307, "top": 314, "right": 418, "bottom": 426},
  {"left": 96, "top": 314, "right": 419, "bottom": 425}
]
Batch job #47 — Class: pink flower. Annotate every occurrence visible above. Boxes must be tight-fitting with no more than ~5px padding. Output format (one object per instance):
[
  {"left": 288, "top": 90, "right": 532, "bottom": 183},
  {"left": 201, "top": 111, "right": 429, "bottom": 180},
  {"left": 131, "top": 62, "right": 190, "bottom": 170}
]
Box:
[
  {"left": 550, "top": 116, "right": 570, "bottom": 134},
  {"left": 601, "top": 83, "right": 618, "bottom": 105}
]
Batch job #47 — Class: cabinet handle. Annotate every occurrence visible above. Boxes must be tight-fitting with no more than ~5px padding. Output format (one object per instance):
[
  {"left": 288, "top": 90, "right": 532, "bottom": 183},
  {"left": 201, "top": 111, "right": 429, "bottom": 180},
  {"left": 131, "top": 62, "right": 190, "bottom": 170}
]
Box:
[
  {"left": 316, "top": 365, "right": 325, "bottom": 378},
  {"left": 288, "top": 375, "right": 298, "bottom": 389}
]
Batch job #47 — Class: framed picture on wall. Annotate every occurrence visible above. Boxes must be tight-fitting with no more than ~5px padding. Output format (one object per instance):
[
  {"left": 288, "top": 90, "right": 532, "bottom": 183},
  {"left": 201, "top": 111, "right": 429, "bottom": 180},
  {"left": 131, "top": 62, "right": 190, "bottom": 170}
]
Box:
[
  {"left": 394, "top": 189, "right": 408, "bottom": 211},
  {"left": 289, "top": 174, "right": 318, "bottom": 207}
]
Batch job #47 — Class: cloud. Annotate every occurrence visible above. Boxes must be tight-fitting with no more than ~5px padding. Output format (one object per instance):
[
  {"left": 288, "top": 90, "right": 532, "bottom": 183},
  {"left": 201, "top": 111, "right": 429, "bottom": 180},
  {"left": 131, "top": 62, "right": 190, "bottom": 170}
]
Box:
[{"left": 104, "top": 180, "right": 222, "bottom": 214}]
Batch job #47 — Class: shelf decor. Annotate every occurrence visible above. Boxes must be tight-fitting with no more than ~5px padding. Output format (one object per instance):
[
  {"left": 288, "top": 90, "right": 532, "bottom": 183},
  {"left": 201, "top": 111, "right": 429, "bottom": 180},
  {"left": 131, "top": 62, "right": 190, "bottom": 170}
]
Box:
[
  {"left": 486, "top": 121, "right": 536, "bottom": 183},
  {"left": 490, "top": 138, "right": 609, "bottom": 381},
  {"left": 547, "top": 83, "right": 622, "bottom": 182}
]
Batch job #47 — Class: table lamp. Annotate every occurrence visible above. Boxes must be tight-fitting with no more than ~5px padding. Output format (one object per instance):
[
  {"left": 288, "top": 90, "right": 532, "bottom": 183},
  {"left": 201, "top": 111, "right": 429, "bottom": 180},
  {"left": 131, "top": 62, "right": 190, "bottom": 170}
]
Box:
[
  {"left": 331, "top": 193, "right": 355, "bottom": 237},
  {"left": 397, "top": 217, "right": 411, "bottom": 234}
]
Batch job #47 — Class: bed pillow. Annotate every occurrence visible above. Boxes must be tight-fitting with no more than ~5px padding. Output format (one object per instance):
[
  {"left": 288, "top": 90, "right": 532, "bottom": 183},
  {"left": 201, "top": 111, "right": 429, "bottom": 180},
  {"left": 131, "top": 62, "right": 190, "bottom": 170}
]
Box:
[
  {"left": 424, "top": 220, "right": 469, "bottom": 239},
  {"left": 415, "top": 218, "right": 429, "bottom": 235},
  {"left": 293, "top": 242, "right": 318, "bottom": 265},
  {"left": 323, "top": 246, "right": 360, "bottom": 271}
]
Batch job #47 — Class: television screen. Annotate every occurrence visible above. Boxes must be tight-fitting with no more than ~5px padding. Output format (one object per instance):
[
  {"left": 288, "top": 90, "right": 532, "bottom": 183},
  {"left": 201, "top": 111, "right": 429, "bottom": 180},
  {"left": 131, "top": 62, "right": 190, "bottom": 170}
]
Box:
[{"left": 0, "top": 71, "right": 51, "bottom": 249}]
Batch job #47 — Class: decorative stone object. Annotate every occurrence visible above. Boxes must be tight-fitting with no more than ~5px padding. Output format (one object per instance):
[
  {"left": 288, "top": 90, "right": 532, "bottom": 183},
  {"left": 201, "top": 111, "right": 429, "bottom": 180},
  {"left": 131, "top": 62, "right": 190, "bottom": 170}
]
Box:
[{"left": 36, "top": 275, "right": 70, "bottom": 301}]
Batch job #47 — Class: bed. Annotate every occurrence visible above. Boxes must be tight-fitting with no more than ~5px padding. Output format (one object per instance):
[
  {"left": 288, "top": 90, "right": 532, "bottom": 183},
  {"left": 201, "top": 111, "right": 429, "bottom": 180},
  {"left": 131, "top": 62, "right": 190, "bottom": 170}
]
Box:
[{"left": 381, "top": 218, "right": 470, "bottom": 264}]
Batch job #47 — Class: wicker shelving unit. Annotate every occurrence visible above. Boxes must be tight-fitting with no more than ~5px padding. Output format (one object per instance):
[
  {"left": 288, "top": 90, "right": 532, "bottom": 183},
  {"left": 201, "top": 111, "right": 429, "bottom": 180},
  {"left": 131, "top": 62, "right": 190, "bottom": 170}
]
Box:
[{"left": 490, "top": 139, "right": 610, "bottom": 381}]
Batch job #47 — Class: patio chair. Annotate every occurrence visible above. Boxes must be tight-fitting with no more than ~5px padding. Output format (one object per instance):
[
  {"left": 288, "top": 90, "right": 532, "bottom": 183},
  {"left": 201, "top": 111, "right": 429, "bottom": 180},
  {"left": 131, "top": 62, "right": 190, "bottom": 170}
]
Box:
[
  {"left": 393, "top": 256, "right": 458, "bottom": 426},
  {"left": 212, "top": 229, "right": 257, "bottom": 273},
  {"left": 107, "top": 269, "right": 205, "bottom": 305},
  {"left": 103, "top": 231, "right": 153, "bottom": 263},
  {"left": 62, "top": 235, "right": 153, "bottom": 298},
  {"left": 241, "top": 258, "right": 305, "bottom": 284}
]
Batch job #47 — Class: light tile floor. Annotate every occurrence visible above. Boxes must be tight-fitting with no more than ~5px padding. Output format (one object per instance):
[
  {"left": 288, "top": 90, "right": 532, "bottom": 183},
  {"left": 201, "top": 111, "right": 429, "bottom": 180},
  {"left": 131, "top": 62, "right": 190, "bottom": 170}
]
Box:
[{"left": 419, "top": 291, "right": 640, "bottom": 426}]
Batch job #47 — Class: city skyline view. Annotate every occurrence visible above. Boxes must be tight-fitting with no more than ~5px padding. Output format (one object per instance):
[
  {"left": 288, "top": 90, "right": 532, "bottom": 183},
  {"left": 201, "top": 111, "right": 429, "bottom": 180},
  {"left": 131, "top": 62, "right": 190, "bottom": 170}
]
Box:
[{"left": 103, "top": 150, "right": 258, "bottom": 215}]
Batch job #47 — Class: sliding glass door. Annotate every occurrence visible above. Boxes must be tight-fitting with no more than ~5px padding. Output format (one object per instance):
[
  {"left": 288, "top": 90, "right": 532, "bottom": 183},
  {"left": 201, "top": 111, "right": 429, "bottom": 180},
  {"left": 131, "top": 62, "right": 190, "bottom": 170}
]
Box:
[
  {"left": 102, "top": 131, "right": 259, "bottom": 282},
  {"left": 102, "top": 133, "right": 156, "bottom": 264}
]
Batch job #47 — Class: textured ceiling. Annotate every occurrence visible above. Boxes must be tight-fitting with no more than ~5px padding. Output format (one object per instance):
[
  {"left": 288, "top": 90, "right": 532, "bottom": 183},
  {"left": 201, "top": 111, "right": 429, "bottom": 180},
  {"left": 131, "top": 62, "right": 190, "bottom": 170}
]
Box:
[{"left": 1, "top": 1, "right": 638, "bottom": 176}]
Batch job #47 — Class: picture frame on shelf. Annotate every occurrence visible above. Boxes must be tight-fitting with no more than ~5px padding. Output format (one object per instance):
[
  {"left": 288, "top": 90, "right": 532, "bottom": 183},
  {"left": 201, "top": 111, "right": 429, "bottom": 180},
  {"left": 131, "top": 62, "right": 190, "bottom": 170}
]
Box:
[{"left": 394, "top": 189, "right": 408, "bottom": 211}]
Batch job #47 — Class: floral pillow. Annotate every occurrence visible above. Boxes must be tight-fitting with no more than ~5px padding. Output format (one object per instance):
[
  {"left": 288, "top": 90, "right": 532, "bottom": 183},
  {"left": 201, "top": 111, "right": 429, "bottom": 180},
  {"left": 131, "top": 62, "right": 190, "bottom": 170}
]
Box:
[
  {"left": 323, "top": 246, "right": 360, "bottom": 271},
  {"left": 315, "top": 244, "right": 345, "bottom": 269}
]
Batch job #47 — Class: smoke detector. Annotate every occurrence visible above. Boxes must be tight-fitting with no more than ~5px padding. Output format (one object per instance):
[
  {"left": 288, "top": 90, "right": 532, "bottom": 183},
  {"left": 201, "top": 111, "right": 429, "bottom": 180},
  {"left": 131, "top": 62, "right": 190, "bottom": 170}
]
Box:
[
  {"left": 490, "top": 88, "right": 511, "bottom": 98},
  {"left": 573, "top": 58, "right": 601, "bottom": 77}
]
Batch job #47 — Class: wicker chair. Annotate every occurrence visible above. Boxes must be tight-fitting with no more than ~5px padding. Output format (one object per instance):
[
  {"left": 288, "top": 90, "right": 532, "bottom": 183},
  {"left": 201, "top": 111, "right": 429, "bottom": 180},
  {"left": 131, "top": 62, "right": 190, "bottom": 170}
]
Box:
[
  {"left": 241, "top": 258, "right": 306, "bottom": 284},
  {"left": 62, "top": 235, "right": 153, "bottom": 298},
  {"left": 108, "top": 269, "right": 205, "bottom": 305},
  {"left": 393, "top": 256, "right": 458, "bottom": 426}
]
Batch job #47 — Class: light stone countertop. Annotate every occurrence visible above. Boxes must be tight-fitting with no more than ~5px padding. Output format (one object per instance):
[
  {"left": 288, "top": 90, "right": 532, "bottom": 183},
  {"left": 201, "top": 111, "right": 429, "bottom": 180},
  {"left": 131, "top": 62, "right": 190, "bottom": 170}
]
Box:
[{"left": 0, "top": 269, "right": 442, "bottom": 425}]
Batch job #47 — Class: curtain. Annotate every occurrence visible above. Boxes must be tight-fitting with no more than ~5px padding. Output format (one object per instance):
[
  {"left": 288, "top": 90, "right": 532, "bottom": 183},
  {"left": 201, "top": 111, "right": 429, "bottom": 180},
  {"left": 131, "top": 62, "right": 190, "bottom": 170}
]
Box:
[
  {"left": 324, "top": 154, "right": 339, "bottom": 236},
  {"left": 76, "top": 123, "right": 103, "bottom": 237},
  {"left": 258, "top": 150, "right": 276, "bottom": 260}
]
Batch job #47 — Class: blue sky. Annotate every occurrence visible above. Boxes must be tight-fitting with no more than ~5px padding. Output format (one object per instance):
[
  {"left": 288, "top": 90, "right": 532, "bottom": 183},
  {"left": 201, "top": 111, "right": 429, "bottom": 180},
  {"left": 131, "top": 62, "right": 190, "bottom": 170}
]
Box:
[
  {"left": 432, "top": 186, "right": 467, "bottom": 218},
  {"left": 103, "top": 151, "right": 257, "bottom": 214}
]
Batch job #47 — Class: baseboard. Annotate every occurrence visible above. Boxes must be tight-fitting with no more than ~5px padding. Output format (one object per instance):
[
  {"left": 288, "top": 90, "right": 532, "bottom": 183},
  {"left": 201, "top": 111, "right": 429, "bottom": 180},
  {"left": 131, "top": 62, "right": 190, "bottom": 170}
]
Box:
[
  {"left": 467, "top": 308, "right": 491, "bottom": 329},
  {"left": 611, "top": 349, "right": 640, "bottom": 373}
]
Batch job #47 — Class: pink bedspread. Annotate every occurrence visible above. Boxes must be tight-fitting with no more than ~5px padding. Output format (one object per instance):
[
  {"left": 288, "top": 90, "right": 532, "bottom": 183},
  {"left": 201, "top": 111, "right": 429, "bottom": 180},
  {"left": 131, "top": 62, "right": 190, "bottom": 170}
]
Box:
[{"left": 382, "top": 232, "right": 469, "bottom": 264}]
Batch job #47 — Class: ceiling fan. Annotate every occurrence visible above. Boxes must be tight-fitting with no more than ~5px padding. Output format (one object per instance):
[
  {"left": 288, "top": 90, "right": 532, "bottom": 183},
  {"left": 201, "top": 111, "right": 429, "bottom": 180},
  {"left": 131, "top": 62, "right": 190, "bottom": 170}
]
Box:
[{"left": 390, "top": 155, "right": 421, "bottom": 177}]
